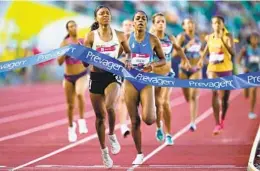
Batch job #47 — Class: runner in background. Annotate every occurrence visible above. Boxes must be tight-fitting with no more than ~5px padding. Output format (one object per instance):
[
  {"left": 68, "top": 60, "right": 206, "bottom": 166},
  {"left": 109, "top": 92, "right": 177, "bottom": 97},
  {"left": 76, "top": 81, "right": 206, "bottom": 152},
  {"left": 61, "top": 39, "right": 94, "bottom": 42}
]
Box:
[
  {"left": 177, "top": 18, "right": 203, "bottom": 131},
  {"left": 237, "top": 32, "right": 259, "bottom": 119},
  {"left": 197, "top": 16, "right": 235, "bottom": 135},
  {"left": 58, "top": 20, "right": 89, "bottom": 143},
  {"left": 151, "top": 13, "right": 190, "bottom": 144},
  {"left": 118, "top": 19, "right": 133, "bottom": 137}
]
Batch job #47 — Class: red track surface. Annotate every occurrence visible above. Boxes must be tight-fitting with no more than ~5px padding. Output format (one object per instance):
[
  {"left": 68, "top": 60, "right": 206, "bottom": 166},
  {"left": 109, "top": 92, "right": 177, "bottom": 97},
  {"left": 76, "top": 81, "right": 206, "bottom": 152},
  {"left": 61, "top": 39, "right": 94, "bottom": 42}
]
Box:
[{"left": 0, "top": 84, "right": 259, "bottom": 171}]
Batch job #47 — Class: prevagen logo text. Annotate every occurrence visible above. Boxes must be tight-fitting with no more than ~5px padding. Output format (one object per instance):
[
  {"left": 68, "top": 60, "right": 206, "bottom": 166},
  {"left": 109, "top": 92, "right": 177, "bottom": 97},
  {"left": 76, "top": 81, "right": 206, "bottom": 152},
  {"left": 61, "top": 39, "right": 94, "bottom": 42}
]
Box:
[
  {"left": 37, "top": 47, "right": 71, "bottom": 62},
  {"left": 0, "top": 46, "right": 72, "bottom": 72},
  {"left": 247, "top": 75, "right": 260, "bottom": 84},
  {"left": 134, "top": 73, "right": 175, "bottom": 86},
  {"left": 85, "top": 51, "right": 123, "bottom": 71},
  {"left": 0, "top": 60, "right": 27, "bottom": 71},
  {"left": 189, "top": 80, "right": 234, "bottom": 89}
]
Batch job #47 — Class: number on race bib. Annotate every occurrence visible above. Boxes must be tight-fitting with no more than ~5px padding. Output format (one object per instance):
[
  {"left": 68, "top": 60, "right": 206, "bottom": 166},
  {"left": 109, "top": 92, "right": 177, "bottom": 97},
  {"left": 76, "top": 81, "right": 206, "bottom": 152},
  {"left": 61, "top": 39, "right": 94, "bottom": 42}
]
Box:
[
  {"left": 131, "top": 54, "right": 150, "bottom": 66},
  {"left": 209, "top": 53, "right": 224, "bottom": 63},
  {"left": 249, "top": 56, "right": 260, "bottom": 63},
  {"left": 187, "top": 44, "right": 201, "bottom": 52}
]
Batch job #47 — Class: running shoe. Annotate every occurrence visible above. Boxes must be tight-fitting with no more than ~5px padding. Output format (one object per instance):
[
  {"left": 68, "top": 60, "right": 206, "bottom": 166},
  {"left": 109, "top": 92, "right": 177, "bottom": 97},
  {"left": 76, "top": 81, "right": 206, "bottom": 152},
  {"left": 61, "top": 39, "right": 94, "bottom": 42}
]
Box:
[
  {"left": 132, "top": 153, "right": 144, "bottom": 165},
  {"left": 213, "top": 124, "right": 222, "bottom": 135},
  {"left": 189, "top": 122, "right": 197, "bottom": 132},
  {"left": 165, "top": 134, "right": 174, "bottom": 146},
  {"left": 108, "top": 134, "right": 121, "bottom": 154},
  {"left": 78, "top": 119, "right": 88, "bottom": 134},
  {"left": 101, "top": 147, "right": 113, "bottom": 168},
  {"left": 156, "top": 127, "right": 165, "bottom": 142},
  {"left": 120, "top": 124, "right": 130, "bottom": 137},
  {"left": 68, "top": 122, "right": 77, "bottom": 142},
  {"left": 248, "top": 112, "right": 257, "bottom": 120}
]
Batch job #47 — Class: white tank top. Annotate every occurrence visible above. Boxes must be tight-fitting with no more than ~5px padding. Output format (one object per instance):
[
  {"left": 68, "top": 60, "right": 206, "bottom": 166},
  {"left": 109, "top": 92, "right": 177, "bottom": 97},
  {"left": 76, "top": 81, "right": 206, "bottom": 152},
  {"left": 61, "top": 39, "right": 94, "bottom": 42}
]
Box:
[{"left": 92, "top": 29, "right": 120, "bottom": 59}]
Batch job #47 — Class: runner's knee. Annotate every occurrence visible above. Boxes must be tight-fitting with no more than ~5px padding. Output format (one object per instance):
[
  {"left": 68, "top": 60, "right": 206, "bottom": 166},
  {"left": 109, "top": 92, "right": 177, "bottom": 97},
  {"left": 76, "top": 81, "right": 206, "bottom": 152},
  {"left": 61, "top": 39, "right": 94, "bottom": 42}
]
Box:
[{"left": 142, "top": 108, "right": 156, "bottom": 125}]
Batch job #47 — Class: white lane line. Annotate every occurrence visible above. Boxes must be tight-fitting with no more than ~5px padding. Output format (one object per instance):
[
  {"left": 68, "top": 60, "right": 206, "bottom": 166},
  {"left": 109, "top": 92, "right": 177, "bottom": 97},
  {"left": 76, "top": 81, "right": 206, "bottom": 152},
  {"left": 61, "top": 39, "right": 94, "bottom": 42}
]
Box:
[
  {"left": 149, "top": 164, "right": 246, "bottom": 168},
  {"left": 35, "top": 164, "right": 246, "bottom": 169},
  {"left": 36, "top": 164, "right": 121, "bottom": 168},
  {"left": 0, "top": 104, "right": 66, "bottom": 124},
  {"left": 0, "top": 97, "right": 94, "bottom": 124},
  {"left": 0, "top": 96, "right": 63, "bottom": 113},
  {"left": 0, "top": 110, "right": 94, "bottom": 142}
]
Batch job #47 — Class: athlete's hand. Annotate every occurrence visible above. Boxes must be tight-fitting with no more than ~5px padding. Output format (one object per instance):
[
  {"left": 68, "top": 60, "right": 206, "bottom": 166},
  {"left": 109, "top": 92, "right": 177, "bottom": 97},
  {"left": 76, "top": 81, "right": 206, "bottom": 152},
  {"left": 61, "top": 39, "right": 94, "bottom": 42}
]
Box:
[
  {"left": 197, "top": 59, "right": 204, "bottom": 69},
  {"left": 125, "top": 59, "right": 132, "bottom": 70},
  {"left": 182, "top": 59, "right": 191, "bottom": 71},
  {"left": 143, "top": 63, "right": 154, "bottom": 72}
]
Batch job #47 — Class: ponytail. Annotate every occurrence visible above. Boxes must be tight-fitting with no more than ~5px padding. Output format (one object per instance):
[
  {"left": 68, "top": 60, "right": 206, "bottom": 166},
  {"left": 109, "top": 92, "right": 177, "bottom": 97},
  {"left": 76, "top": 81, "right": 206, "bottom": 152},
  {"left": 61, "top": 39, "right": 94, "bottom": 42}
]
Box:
[
  {"left": 91, "top": 21, "right": 99, "bottom": 31},
  {"left": 64, "top": 33, "right": 70, "bottom": 40}
]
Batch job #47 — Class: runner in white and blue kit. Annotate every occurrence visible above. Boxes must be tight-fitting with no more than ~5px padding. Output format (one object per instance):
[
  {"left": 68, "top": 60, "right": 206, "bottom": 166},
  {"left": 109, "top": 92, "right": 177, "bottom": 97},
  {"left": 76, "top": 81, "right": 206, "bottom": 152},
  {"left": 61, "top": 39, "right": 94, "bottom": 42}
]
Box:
[
  {"left": 83, "top": 6, "right": 131, "bottom": 168},
  {"left": 150, "top": 13, "right": 190, "bottom": 145}
]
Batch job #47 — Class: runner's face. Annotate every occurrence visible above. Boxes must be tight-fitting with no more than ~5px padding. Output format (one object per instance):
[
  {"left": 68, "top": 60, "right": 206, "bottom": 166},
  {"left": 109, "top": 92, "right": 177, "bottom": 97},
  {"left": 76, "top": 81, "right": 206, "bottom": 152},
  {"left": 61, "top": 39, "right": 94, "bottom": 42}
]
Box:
[
  {"left": 154, "top": 16, "right": 166, "bottom": 32},
  {"left": 250, "top": 36, "right": 259, "bottom": 46},
  {"left": 134, "top": 12, "right": 147, "bottom": 31},
  {"left": 96, "top": 8, "right": 111, "bottom": 25},
  {"left": 183, "top": 19, "right": 195, "bottom": 32},
  {"left": 122, "top": 20, "right": 133, "bottom": 34},
  {"left": 212, "top": 18, "right": 223, "bottom": 32},
  {"left": 68, "top": 21, "right": 77, "bottom": 36}
]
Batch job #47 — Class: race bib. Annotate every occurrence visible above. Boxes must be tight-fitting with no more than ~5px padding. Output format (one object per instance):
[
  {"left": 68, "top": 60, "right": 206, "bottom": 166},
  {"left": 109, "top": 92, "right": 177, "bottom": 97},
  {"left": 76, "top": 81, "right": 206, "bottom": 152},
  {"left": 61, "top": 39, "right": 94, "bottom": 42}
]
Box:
[
  {"left": 131, "top": 53, "right": 150, "bottom": 66},
  {"left": 249, "top": 55, "right": 260, "bottom": 63},
  {"left": 187, "top": 44, "right": 201, "bottom": 52},
  {"left": 209, "top": 53, "right": 224, "bottom": 63},
  {"left": 96, "top": 46, "right": 116, "bottom": 52},
  {"left": 96, "top": 44, "right": 118, "bottom": 58},
  {"left": 161, "top": 43, "right": 172, "bottom": 54}
]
